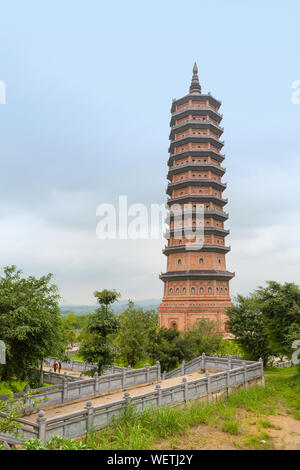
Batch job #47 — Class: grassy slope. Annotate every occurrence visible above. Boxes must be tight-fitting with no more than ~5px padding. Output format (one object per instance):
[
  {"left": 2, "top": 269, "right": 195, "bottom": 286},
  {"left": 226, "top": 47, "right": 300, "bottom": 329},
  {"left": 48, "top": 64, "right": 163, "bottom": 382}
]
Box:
[{"left": 22, "top": 366, "right": 300, "bottom": 450}]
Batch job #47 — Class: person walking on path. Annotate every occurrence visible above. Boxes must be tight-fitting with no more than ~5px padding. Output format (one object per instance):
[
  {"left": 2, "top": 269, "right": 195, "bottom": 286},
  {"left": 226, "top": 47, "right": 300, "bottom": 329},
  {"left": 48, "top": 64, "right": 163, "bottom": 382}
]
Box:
[
  {"left": 58, "top": 361, "right": 62, "bottom": 373},
  {"left": 53, "top": 361, "right": 58, "bottom": 373}
]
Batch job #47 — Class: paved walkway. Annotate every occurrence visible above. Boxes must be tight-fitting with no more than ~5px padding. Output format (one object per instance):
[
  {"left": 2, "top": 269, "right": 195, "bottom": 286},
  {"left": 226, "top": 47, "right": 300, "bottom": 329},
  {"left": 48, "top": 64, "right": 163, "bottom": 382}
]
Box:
[
  {"left": 43, "top": 367, "right": 91, "bottom": 379},
  {"left": 26, "top": 369, "right": 206, "bottom": 422}
]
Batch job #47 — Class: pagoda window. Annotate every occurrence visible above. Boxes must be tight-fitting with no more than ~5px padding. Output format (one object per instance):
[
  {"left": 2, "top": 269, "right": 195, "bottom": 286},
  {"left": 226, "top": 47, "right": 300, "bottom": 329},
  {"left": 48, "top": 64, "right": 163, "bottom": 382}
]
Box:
[
  {"left": 183, "top": 288, "right": 186, "bottom": 294},
  {"left": 200, "top": 287, "right": 204, "bottom": 293},
  {"left": 178, "top": 259, "right": 182, "bottom": 265},
  {"left": 208, "top": 287, "right": 212, "bottom": 294},
  {"left": 169, "top": 288, "right": 173, "bottom": 294},
  {"left": 191, "top": 287, "right": 195, "bottom": 294},
  {"left": 199, "top": 258, "right": 203, "bottom": 264},
  {"left": 176, "top": 288, "right": 180, "bottom": 294}
]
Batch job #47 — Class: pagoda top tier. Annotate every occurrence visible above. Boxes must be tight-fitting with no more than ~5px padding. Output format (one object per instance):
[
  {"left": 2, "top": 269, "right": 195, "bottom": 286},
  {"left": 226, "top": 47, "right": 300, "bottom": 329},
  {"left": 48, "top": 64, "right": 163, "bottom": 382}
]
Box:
[{"left": 171, "top": 62, "right": 222, "bottom": 112}]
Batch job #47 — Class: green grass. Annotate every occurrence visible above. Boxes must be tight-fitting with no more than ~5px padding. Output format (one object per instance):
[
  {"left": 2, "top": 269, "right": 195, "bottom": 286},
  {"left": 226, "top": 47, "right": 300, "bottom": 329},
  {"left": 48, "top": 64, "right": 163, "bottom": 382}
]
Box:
[
  {"left": 21, "top": 366, "right": 300, "bottom": 450},
  {"left": 221, "top": 419, "right": 241, "bottom": 435},
  {"left": 0, "top": 380, "right": 52, "bottom": 396},
  {"left": 0, "top": 380, "right": 29, "bottom": 395}
]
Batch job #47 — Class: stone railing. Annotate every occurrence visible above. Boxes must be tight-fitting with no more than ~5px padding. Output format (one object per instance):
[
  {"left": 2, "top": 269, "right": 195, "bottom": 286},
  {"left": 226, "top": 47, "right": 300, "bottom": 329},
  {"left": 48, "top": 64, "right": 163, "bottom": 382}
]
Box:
[
  {"left": 6, "top": 357, "right": 263, "bottom": 443},
  {"left": 0, "top": 363, "right": 161, "bottom": 412},
  {"left": 42, "top": 370, "right": 79, "bottom": 384},
  {"left": 45, "top": 358, "right": 125, "bottom": 375},
  {"left": 273, "top": 360, "right": 292, "bottom": 368}
]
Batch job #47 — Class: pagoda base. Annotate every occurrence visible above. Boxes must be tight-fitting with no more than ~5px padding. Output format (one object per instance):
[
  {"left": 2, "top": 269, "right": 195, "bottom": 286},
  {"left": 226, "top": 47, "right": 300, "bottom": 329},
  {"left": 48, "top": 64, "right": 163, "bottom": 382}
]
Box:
[{"left": 158, "top": 298, "right": 233, "bottom": 335}]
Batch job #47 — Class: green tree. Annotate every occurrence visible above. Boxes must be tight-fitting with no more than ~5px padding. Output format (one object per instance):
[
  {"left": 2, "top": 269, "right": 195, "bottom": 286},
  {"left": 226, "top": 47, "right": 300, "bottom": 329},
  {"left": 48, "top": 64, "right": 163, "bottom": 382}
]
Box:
[
  {"left": 0, "top": 266, "right": 65, "bottom": 383},
  {"left": 285, "top": 322, "right": 300, "bottom": 361},
  {"left": 79, "top": 289, "right": 120, "bottom": 374},
  {"left": 116, "top": 301, "right": 157, "bottom": 366},
  {"left": 149, "top": 327, "right": 187, "bottom": 372},
  {"left": 226, "top": 295, "right": 270, "bottom": 364},
  {"left": 62, "top": 313, "right": 80, "bottom": 348},
  {"left": 255, "top": 281, "right": 300, "bottom": 358},
  {"left": 183, "top": 319, "right": 223, "bottom": 360},
  {"left": 93, "top": 289, "right": 121, "bottom": 313}
]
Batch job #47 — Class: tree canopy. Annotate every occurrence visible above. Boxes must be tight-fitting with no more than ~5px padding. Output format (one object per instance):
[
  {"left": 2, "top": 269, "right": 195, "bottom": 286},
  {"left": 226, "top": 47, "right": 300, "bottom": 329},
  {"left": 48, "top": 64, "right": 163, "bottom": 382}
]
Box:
[
  {"left": 0, "top": 265, "right": 65, "bottom": 382},
  {"left": 226, "top": 281, "right": 300, "bottom": 363},
  {"left": 79, "top": 289, "right": 121, "bottom": 374},
  {"left": 116, "top": 300, "right": 157, "bottom": 366}
]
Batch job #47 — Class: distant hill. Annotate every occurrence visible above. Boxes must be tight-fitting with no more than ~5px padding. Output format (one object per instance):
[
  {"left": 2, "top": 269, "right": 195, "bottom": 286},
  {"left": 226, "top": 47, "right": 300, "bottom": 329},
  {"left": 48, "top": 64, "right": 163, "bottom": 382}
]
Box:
[{"left": 60, "top": 299, "right": 160, "bottom": 316}]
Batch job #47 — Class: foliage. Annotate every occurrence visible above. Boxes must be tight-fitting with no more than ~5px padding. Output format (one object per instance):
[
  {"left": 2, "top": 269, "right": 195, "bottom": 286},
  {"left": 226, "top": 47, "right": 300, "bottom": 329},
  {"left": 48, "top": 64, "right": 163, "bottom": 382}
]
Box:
[
  {"left": 255, "top": 281, "right": 300, "bottom": 358},
  {"left": 226, "top": 295, "right": 271, "bottom": 364},
  {"left": 227, "top": 282, "right": 300, "bottom": 362},
  {"left": 0, "top": 396, "right": 22, "bottom": 437},
  {"left": 79, "top": 289, "right": 120, "bottom": 374},
  {"left": 0, "top": 391, "right": 46, "bottom": 438},
  {"left": 217, "top": 339, "right": 245, "bottom": 357},
  {"left": 93, "top": 289, "right": 121, "bottom": 313},
  {"left": 115, "top": 301, "right": 157, "bottom": 366},
  {"left": 22, "top": 436, "right": 88, "bottom": 450},
  {"left": 0, "top": 265, "right": 65, "bottom": 383},
  {"left": 148, "top": 327, "right": 187, "bottom": 372},
  {"left": 28, "top": 367, "right": 299, "bottom": 451},
  {"left": 183, "top": 319, "right": 223, "bottom": 360}
]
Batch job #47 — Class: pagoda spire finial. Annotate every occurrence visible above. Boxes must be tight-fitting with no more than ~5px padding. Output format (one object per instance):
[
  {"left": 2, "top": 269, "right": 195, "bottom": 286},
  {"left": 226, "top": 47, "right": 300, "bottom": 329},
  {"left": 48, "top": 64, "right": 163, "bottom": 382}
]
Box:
[{"left": 189, "top": 61, "right": 201, "bottom": 94}]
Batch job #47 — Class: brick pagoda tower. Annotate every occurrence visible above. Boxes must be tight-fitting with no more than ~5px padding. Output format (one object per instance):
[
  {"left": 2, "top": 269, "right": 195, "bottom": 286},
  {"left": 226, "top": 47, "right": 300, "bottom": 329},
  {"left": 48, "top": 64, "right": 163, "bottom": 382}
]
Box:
[{"left": 158, "top": 63, "right": 234, "bottom": 333}]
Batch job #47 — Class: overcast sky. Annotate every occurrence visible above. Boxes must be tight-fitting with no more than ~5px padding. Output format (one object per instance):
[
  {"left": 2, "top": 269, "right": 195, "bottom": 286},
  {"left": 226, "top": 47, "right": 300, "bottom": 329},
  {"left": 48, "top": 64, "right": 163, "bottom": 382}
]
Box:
[{"left": 0, "top": 1, "right": 300, "bottom": 305}]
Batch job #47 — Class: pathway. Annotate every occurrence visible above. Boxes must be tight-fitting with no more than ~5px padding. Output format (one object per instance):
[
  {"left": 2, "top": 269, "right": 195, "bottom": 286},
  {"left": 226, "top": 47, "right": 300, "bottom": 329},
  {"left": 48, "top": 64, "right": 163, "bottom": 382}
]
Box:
[{"left": 26, "top": 369, "right": 206, "bottom": 422}]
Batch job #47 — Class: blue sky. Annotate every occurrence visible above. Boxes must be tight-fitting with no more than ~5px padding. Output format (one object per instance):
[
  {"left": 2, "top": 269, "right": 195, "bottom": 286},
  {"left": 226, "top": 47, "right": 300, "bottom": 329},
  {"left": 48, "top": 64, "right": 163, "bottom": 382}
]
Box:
[{"left": 0, "top": 0, "right": 300, "bottom": 304}]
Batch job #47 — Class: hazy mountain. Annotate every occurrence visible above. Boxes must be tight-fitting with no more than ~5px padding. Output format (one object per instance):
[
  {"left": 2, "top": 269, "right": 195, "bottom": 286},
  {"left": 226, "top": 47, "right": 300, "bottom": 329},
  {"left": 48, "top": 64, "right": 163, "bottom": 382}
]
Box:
[{"left": 60, "top": 299, "right": 160, "bottom": 316}]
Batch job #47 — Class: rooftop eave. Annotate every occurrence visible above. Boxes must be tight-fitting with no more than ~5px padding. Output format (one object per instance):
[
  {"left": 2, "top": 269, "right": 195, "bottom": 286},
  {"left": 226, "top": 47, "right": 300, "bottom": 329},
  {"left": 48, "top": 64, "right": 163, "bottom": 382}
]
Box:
[
  {"left": 167, "top": 162, "right": 226, "bottom": 179},
  {"left": 168, "top": 149, "right": 225, "bottom": 165},
  {"left": 171, "top": 93, "right": 222, "bottom": 113},
  {"left": 159, "top": 270, "right": 235, "bottom": 281}
]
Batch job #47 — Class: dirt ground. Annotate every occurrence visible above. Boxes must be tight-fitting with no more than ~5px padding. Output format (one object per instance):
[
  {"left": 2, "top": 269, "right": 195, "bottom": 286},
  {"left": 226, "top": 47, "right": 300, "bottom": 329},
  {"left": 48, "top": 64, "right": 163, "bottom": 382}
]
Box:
[
  {"left": 153, "top": 411, "right": 300, "bottom": 450},
  {"left": 27, "top": 369, "right": 207, "bottom": 422}
]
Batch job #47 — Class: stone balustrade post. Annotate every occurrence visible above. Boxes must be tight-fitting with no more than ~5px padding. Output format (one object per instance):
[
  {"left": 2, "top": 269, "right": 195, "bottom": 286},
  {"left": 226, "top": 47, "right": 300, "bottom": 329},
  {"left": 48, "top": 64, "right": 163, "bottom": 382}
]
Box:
[
  {"left": 70, "top": 357, "right": 74, "bottom": 371},
  {"left": 85, "top": 400, "right": 94, "bottom": 433},
  {"left": 156, "top": 384, "right": 162, "bottom": 407},
  {"left": 162, "top": 371, "right": 166, "bottom": 380},
  {"left": 181, "top": 360, "right": 186, "bottom": 376},
  {"left": 182, "top": 377, "right": 188, "bottom": 402},
  {"left": 156, "top": 361, "right": 161, "bottom": 381},
  {"left": 62, "top": 372, "right": 68, "bottom": 402},
  {"left": 37, "top": 410, "right": 47, "bottom": 442},
  {"left": 94, "top": 372, "right": 99, "bottom": 394},
  {"left": 201, "top": 352, "right": 206, "bottom": 371},
  {"left": 226, "top": 369, "right": 231, "bottom": 395},
  {"left": 242, "top": 361, "right": 248, "bottom": 387},
  {"left": 145, "top": 363, "right": 150, "bottom": 382},
  {"left": 205, "top": 371, "right": 211, "bottom": 395},
  {"left": 228, "top": 356, "right": 232, "bottom": 370},
  {"left": 122, "top": 368, "right": 126, "bottom": 388},
  {"left": 124, "top": 391, "right": 131, "bottom": 416},
  {"left": 24, "top": 384, "right": 31, "bottom": 412},
  {"left": 259, "top": 358, "right": 265, "bottom": 386}
]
